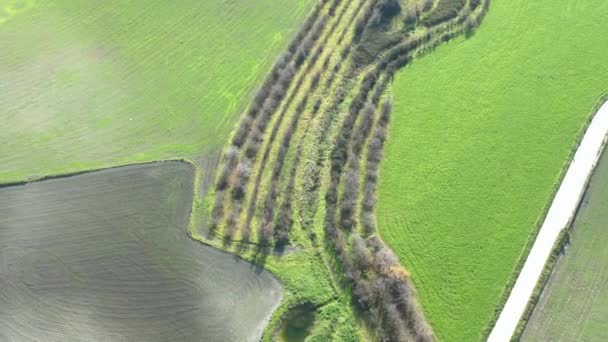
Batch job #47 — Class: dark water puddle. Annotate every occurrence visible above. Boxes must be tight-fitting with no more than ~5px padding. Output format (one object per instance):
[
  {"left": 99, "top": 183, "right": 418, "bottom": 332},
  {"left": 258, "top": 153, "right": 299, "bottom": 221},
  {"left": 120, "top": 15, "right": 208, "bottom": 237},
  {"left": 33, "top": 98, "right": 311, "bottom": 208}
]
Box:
[{"left": 279, "top": 303, "right": 317, "bottom": 342}]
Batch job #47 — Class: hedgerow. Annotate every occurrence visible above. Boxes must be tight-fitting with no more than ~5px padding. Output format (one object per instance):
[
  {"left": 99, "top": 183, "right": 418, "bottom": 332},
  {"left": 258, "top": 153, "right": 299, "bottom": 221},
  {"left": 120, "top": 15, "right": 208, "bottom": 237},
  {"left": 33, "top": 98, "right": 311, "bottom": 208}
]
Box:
[{"left": 206, "top": 0, "right": 492, "bottom": 339}]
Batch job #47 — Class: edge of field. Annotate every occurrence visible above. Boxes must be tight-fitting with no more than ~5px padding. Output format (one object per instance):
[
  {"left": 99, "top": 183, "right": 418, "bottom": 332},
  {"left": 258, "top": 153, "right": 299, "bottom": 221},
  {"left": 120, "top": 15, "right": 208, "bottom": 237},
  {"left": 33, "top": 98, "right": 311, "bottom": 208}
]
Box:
[
  {"left": 483, "top": 94, "right": 608, "bottom": 340},
  {"left": 508, "top": 94, "right": 608, "bottom": 341}
]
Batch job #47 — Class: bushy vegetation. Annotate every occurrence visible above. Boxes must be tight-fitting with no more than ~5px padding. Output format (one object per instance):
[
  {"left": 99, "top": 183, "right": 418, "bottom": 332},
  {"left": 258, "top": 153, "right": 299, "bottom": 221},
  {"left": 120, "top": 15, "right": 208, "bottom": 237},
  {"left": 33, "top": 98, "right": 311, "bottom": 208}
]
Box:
[
  {"left": 206, "top": 0, "right": 490, "bottom": 338},
  {"left": 422, "top": 0, "right": 467, "bottom": 27},
  {"left": 210, "top": 6, "right": 330, "bottom": 238},
  {"left": 325, "top": 93, "right": 432, "bottom": 339}
]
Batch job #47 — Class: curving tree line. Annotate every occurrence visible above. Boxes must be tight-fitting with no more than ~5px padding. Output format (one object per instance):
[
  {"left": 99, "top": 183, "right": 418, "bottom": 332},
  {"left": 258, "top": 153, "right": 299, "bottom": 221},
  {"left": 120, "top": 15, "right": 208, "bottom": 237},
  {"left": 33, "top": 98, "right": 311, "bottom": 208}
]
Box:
[
  {"left": 208, "top": 0, "right": 491, "bottom": 340},
  {"left": 210, "top": 0, "right": 334, "bottom": 238}
]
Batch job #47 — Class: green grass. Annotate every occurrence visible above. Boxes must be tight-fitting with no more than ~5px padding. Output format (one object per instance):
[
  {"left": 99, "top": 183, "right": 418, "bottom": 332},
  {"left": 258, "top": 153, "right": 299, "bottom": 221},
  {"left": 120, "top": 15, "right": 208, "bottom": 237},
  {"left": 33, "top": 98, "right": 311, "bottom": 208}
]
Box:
[
  {"left": 377, "top": 0, "right": 608, "bottom": 340},
  {"left": 521, "top": 147, "right": 608, "bottom": 341},
  {"left": 0, "top": 0, "right": 312, "bottom": 183}
]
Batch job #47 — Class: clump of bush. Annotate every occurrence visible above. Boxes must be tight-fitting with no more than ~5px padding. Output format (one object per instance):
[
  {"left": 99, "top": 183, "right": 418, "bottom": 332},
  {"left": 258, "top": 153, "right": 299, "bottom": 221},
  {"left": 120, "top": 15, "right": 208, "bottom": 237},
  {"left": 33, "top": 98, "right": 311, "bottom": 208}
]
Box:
[
  {"left": 339, "top": 102, "right": 376, "bottom": 230},
  {"left": 369, "top": 0, "right": 401, "bottom": 27},
  {"left": 216, "top": 6, "right": 334, "bottom": 239},
  {"left": 340, "top": 156, "right": 359, "bottom": 230},
  {"left": 422, "top": 0, "right": 467, "bottom": 27},
  {"left": 420, "top": 0, "right": 434, "bottom": 12},
  {"left": 354, "top": 0, "right": 380, "bottom": 42}
]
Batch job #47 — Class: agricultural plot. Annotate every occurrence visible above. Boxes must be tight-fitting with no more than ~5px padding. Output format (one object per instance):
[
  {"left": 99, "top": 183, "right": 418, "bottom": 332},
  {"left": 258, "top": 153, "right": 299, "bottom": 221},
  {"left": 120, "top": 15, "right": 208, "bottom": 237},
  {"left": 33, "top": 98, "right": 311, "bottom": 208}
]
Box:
[
  {"left": 521, "top": 147, "right": 608, "bottom": 341},
  {"left": 0, "top": 162, "right": 282, "bottom": 342},
  {"left": 0, "top": 0, "right": 312, "bottom": 183},
  {"left": 377, "top": 0, "right": 608, "bottom": 340}
]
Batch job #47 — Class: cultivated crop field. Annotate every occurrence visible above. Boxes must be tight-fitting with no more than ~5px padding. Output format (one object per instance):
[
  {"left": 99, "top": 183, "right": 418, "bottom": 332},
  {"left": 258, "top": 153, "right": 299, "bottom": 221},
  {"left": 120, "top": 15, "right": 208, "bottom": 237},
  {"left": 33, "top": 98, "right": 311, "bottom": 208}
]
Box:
[
  {"left": 521, "top": 147, "right": 608, "bottom": 341},
  {"left": 377, "top": 0, "right": 608, "bottom": 340},
  {"left": 0, "top": 0, "right": 312, "bottom": 183},
  {"left": 0, "top": 162, "right": 282, "bottom": 341}
]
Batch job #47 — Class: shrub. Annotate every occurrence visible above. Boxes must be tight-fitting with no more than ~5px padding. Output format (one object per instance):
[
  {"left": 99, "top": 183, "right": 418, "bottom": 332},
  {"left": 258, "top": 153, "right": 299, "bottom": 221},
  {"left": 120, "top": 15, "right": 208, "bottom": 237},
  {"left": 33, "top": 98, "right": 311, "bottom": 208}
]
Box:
[
  {"left": 230, "top": 161, "right": 251, "bottom": 201},
  {"left": 465, "top": 15, "right": 478, "bottom": 33},
  {"left": 351, "top": 234, "right": 372, "bottom": 270},
  {"left": 216, "top": 146, "right": 239, "bottom": 190},
  {"left": 339, "top": 160, "right": 359, "bottom": 230},
  {"left": 311, "top": 71, "right": 322, "bottom": 89},
  {"left": 403, "top": 4, "right": 419, "bottom": 26},
  {"left": 274, "top": 199, "right": 293, "bottom": 246},
  {"left": 353, "top": 0, "right": 380, "bottom": 42},
  {"left": 361, "top": 211, "right": 377, "bottom": 235},
  {"left": 420, "top": 0, "right": 433, "bottom": 12},
  {"left": 210, "top": 190, "right": 226, "bottom": 231},
  {"left": 328, "top": 0, "right": 342, "bottom": 16},
  {"left": 352, "top": 102, "right": 376, "bottom": 155},
  {"left": 231, "top": 115, "right": 253, "bottom": 148},
  {"left": 369, "top": 0, "right": 401, "bottom": 26},
  {"left": 422, "top": 0, "right": 467, "bottom": 27}
]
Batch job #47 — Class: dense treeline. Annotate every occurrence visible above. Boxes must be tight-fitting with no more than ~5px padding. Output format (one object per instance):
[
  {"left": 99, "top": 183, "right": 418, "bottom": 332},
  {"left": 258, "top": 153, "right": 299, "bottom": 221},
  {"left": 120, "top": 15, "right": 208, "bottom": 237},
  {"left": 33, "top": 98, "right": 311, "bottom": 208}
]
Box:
[
  {"left": 339, "top": 102, "right": 375, "bottom": 230},
  {"left": 361, "top": 100, "right": 390, "bottom": 235},
  {"left": 251, "top": 1, "right": 356, "bottom": 245},
  {"left": 324, "top": 0, "right": 492, "bottom": 335},
  {"left": 210, "top": 0, "right": 334, "bottom": 237},
  {"left": 325, "top": 97, "right": 432, "bottom": 341},
  {"left": 369, "top": 0, "right": 401, "bottom": 27},
  {"left": 283, "top": 0, "right": 368, "bottom": 233},
  {"left": 347, "top": 235, "right": 433, "bottom": 341},
  {"left": 262, "top": 95, "right": 309, "bottom": 245},
  {"left": 247, "top": 0, "right": 357, "bottom": 244},
  {"left": 354, "top": 0, "right": 381, "bottom": 42}
]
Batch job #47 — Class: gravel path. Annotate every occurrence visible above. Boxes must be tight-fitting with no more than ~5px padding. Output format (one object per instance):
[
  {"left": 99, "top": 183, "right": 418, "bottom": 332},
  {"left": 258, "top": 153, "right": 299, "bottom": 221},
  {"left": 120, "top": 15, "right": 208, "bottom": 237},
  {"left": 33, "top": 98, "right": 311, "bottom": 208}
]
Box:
[{"left": 488, "top": 101, "right": 608, "bottom": 341}]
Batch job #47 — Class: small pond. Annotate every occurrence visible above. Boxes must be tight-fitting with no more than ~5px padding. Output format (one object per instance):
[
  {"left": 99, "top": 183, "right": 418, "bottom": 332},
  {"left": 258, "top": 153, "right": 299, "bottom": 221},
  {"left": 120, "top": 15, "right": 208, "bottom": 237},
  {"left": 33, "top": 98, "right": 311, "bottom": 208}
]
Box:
[{"left": 279, "top": 303, "right": 317, "bottom": 342}]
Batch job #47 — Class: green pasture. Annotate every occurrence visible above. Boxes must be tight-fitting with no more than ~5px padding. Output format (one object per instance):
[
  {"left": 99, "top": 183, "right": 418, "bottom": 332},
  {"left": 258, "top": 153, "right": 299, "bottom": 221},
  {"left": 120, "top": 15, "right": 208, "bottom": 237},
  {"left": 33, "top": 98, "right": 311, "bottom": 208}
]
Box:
[
  {"left": 0, "top": 0, "right": 312, "bottom": 183},
  {"left": 377, "top": 0, "right": 608, "bottom": 340}
]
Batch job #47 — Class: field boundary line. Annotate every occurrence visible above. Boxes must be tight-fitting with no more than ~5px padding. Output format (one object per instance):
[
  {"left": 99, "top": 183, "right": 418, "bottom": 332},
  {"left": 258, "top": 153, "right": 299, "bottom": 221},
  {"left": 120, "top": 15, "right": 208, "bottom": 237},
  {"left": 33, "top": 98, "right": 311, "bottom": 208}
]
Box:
[
  {"left": 488, "top": 100, "right": 608, "bottom": 341},
  {"left": 0, "top": 158, "right": 193, "bottom": 188}
]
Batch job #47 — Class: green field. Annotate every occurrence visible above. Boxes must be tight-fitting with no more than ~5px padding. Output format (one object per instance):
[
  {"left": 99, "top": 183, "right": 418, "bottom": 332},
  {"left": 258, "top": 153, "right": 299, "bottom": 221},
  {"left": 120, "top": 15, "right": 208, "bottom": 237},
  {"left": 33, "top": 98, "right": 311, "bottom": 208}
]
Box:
[
  {"left": 521, "top": 147, "right": 608, "bottom": 341},
  {"left": 377, "top": 0, "right": 608, "bottom": 340},
  {"left": 0, "top": 0, "right": 311, "bottom": 183}
]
